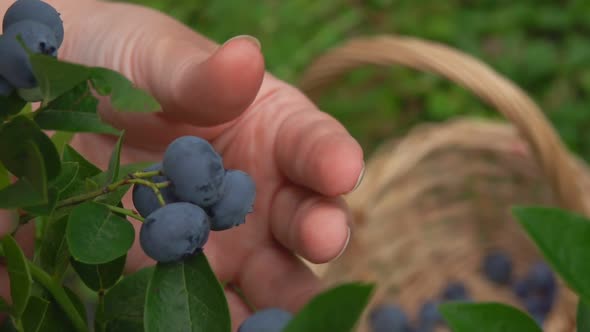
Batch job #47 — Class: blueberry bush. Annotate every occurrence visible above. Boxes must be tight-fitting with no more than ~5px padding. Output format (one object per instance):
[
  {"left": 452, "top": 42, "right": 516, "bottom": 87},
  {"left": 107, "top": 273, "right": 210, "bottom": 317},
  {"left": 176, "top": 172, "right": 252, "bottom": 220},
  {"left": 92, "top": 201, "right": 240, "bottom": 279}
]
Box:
[{"left": 1, "top": 1, "right": 590, "bottom": 332}]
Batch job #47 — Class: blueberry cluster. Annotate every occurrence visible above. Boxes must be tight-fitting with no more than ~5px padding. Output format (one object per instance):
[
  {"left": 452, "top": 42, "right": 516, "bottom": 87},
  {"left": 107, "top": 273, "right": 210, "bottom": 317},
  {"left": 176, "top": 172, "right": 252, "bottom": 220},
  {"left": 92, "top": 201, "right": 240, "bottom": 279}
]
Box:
[
  {"left": 480, "top": 250, "right": 558, "bottom": 325},
  {"left": 133, "top": 136, "right": 256, "bottom": 263},
  {"left": 0, "top": 0, "right": 63, "bottom": 99},
  {"left": 368, "top": 281, "right": 471, "bottom": 332}
]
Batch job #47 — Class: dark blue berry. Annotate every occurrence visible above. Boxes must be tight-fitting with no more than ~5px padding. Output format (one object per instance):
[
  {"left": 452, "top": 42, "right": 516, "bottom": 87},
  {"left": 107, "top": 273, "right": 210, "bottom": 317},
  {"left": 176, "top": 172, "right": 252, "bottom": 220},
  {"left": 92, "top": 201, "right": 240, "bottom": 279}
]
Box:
[
  {"left": 132, "top": 163, "right": 179, "bottom": 217},
  {"left": 441, "top": 281, "right": 470, "bottom": 301},
  {"left": 208, "top": 169, "right": 256, "bottom": 231},
  {"left": 163, "top": 136, "right": 226, "bottom": 207},
  {"left": 368, "top": 304, "right": 414, "bottom": 332},
  {"left": 237, "top": 308, "right": 293, "bottom": 332},
  {"left": 139, "top": 202, "right": 210, "bottom": 263},
  {"left": 3, "top": 0, "right": 64, "bottom": 47},
  {"left": 482, "top": 251, "right": 513, "bottom": 285}
]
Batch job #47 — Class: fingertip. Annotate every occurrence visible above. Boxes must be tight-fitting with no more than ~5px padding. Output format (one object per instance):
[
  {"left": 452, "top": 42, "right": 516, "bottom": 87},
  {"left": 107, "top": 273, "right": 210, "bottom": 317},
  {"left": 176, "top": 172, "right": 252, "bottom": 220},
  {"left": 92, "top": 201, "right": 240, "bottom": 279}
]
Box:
[
  {"left": 169, "top": 35, "right": 265, "bottom": 126},
  {"left": 298, "top": 200, "right": 351, "bottom": 264},
  {"left": 314, "top": 134, "right": 364, "bottom": 196}
]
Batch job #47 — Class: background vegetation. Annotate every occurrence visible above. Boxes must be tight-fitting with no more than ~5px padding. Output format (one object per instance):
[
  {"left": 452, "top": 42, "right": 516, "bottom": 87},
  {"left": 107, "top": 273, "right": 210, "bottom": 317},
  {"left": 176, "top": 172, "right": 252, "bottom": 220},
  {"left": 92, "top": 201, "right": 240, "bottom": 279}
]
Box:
[{"left": 112, "top": 0, "right": 590, "bottom": 160}]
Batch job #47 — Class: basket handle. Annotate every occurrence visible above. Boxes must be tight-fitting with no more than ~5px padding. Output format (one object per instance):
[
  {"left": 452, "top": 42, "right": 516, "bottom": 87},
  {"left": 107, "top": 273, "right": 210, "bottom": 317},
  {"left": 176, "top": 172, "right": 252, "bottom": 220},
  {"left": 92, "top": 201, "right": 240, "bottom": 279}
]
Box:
[{"left": 298, "top": 35, "right": 590, "bottom": 216}]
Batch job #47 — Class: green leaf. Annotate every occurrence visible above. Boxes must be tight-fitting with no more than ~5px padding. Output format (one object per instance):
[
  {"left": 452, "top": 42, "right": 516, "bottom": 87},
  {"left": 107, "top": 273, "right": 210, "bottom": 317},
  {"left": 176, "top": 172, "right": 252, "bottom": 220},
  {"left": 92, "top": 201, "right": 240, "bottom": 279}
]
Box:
[
  {"left": 50, "top": 131, "right": 74, "bottom": 157},
  {"left": 0, "top": 116, "right": 61, "bottom": 181},
  {"left": 0, "top": 162, "right": 9, "bottom": 190},
  {"left": 145, "top": 254, "right": 231, "bottom": 332},
  {"left": 21, "top": 294, "right": 82, "bottom": 332},
  {"left": 21, "top": 296, "right": 50, "bottom": 332},
  {"left": 62, "top": 145, "right": 101, "bottom": 177},
  {"left": 578, "top": 299, "right": 590, "bottom": 332},
  {"left": 1, "top": 235, "right": 32, "bottom": 318},
  {"left": 283, "top": 282, "right": 374, "bottom": 332},
  {"left": 28, "top": 53, "right": 91, "bottom": 104},
  {"left": 103, "top": 131, "right": 125, "bottom": 186},
  {"left": 439, "top": 302, "right": 542, "bottom": 332},
  {"left": 22, "top": 187, "right": 58, "bottom": 216},
  {"left": 89, "top": 67, "right": 160, "bottom": 113},
  {"left": 71, "top": 255, "right": 126, "bottom": 292},
  {"left": 60, "top": 145, "right": 101, "bottom": 199},
  {"left": 44, "top": 80, "right": 97, "bottom": 112},
  {"left": 513, "top": 206, "right": 590, "bottom": 302},
  {"left": 0, "top": 179, "right": 46, "bottom": 209},
  {"left": 0, "top": 297, "right": 9, "bottom": 313},
  {"left": 39, "top": 216, "right": 70, "bottom": 280},
  {"left": 35, "top": 110, "right": 120, "bottom": 134},
  {"left": 100, "top": 267, "right": 154, "bottom": 331},
  {"left": 50, "top": 162, "right": 79, "bottom": 194},
  {"left": 0, "top": 92, "right": 27, "bottom": 121},
  {"left": 66, "top": 201, "right": 134, "bottom": 264}
]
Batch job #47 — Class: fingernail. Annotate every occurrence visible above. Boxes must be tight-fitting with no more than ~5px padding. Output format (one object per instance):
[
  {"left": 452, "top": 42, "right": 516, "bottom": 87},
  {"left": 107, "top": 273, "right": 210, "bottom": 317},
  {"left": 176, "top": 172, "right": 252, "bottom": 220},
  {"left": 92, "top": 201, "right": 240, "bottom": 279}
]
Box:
[
  {"left": 223, "top": 35, "right": 261, "bottom": 50},
  {"left": 334, "top": 226, "right": 351, "bottom": 260},
  {"left": 352, "top": 162, "right": 366, "bottom": 192}
]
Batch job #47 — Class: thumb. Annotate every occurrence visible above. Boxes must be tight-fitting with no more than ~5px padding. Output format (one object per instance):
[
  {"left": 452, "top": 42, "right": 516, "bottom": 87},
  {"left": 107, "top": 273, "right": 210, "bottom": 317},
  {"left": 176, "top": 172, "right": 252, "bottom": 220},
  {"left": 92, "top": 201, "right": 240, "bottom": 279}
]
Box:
[{"left": 59, "top": 1, "right": 265, "bottom": 127}]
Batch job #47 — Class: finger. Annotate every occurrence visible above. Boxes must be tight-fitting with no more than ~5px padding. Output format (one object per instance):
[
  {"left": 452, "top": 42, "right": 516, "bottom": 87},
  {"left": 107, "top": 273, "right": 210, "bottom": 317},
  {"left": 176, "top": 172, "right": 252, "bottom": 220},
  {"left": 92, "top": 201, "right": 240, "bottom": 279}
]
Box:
[
  {"left": 269, "top": 184, "right": 351, "bottom": 264},
  {"left": 0, "top": 209, "right": 17, "bottom": 236},
  {"left": 62, "top": 2, "right": 265, "bottom": 127},
  {"left": 272, "top": 90, "right": 364, "bottom": 196},
  {"left": 224, "top": 285, "right": 253, "bottom": 332},
  {"left": 237, "top": 244, "right": 324, "bottom": 313}
]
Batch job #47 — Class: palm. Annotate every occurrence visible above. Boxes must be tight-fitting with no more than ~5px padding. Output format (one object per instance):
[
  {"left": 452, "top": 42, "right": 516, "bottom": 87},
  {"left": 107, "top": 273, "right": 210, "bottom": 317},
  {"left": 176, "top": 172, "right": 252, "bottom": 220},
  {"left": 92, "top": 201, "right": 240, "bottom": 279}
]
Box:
[{"left": 38, "top": 0, "right": 363, "bottom": 327}]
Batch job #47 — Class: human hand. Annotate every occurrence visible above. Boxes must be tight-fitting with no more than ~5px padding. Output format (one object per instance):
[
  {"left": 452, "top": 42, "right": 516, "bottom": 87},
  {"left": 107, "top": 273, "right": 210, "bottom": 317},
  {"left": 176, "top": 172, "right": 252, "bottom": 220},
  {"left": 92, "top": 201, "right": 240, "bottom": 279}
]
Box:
[{"left": 0, "top": 0, "right": 365, "bottom": 329}]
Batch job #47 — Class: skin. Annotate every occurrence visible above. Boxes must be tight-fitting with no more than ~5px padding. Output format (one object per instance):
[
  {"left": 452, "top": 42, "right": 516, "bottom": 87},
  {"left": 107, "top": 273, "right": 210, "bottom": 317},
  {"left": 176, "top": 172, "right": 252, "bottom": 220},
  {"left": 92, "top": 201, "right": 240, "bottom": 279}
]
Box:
[{"left": 0, "top": 0, "right": 364, "bottom": 330}]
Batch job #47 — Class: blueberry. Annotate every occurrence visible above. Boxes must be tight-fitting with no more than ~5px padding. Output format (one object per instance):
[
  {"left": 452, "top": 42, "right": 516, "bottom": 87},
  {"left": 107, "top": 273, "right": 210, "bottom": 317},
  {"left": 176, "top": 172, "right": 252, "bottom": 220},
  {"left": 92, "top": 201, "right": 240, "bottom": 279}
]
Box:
[
  {"left": 208, "top": 169, "right": 255, "bottom": 231},
  {"left": 368, "top": 304, "right": 414, "bottom": 332},
  {"left": 3, "top": 0, "right": 64, "bottom": 47},
  {"left": 139, "top": 202, "right": 210, "bottom": 263},
  {"left": 527, "top": 262, "right": 556, "bottom": 293},
  {"left": 132, "top": 163, "right": 179, "bottom": 218},
  {"left": 512, "top": 262, "right": 557, "bottom": 323},
  {"left": 524, "top": 294, "right": 553, "bottom": 319},
  {"left": 0, "top": 76, "right": 14, "bottom": 96},
  {"left": 441, "top": 281, "right": 470, "bottom": 301},
  {"left": 237, "top": 308, "right": 293, "bottom": 332},
  {"left": 482, "top": 251, "right": 513, "bottom": 285},
  {"left": 163, "top": 136, "right": 226, "bottom": 207},
  {"left": 416, "top": 300, "right": 445, "bottom": 332},
  {"left": 0, "top": 20, "right": 58, "bottom": 89},
  {"left": 513, "top": 279, "right": 531, "bottom": 299}
]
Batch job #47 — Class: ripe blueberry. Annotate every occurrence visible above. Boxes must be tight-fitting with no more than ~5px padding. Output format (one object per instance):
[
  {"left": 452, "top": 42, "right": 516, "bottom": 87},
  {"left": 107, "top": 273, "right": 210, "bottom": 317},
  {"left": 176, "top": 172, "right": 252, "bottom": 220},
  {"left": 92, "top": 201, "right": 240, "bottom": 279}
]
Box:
[
  {"left": 132, "top": 163, "right": 179, "bottom": 217},
  {"left": 139, "top": 202, "right": 210, "bottom": 263},
  {"left": 208, "top": 169, "right": 256, "bottom": 231},
  {"left": 163, "top": 136, "right": 226, "bottom": 207},
  {"left": 3, "top": 0, "right": 64, "bottom": 47},
  {"left": 482, "top": 250, "right": 513, "bottom": 285},
  {"left": 368, "top": 304, "right": 414, "bottom": 332},
  {"left": 416, "top": 300, "right": 444, "bottom": 331},
  {"left": 0, "top": 20, "right": 58, "bottom": 89},
  {"left": 237, "top": 308, "right": 293, "bottom": 332},
  {"left": 441, "top": 281, "right": 470, "bottom": 301}
]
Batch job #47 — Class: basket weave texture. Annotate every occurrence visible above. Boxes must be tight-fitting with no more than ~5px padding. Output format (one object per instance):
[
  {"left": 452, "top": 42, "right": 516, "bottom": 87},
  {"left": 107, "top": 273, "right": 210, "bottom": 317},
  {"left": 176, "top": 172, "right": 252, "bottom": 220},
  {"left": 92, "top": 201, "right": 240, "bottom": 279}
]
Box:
[{"left": 297, "top": 35, "right": 590, "bottom": 332}]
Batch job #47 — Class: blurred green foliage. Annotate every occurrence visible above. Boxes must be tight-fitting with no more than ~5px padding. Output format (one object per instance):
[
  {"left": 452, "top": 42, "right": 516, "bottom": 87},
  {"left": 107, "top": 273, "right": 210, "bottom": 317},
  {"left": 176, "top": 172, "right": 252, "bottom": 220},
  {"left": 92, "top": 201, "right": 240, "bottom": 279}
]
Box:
[{"left": 114, "top": 0, "right": 590, "bottom": 159}]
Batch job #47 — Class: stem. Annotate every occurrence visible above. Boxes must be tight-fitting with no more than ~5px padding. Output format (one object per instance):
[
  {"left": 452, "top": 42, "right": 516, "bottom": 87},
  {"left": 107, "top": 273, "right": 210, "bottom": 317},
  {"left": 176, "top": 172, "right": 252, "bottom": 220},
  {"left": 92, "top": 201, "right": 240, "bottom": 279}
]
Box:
[
  {"left": 28, "top": 261, "right": 88, "bottom": 332},
  {"left": 55, "top": 178, "right": 169, "bottom": 209},
  {"left": 127, "top": 179, "right": 167, "bottom": 206},
  {"left": 13, "top": 318, "right": 24, "bottom": 332},
  {"left": 129, "top": 170, "right": 161, "bottom": 179},
  {"left": 94, "top": 290, "right": 106, "bottom": 332},
  {"left": 103, "top": 204, "right": 144, "bottom": 222}
]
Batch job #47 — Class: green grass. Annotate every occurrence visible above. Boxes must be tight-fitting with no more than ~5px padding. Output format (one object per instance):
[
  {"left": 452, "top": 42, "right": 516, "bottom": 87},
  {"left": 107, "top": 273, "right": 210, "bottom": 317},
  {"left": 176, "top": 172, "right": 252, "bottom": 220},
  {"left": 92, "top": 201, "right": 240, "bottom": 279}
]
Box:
[{"left": 113, "top": 0, "right": 590, "bottom": 159}]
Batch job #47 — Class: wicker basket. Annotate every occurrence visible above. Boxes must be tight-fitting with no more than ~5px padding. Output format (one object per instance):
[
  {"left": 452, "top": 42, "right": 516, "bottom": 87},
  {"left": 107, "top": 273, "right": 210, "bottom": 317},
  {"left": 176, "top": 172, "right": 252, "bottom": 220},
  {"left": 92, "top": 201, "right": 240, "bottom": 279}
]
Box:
[{"left": 297, "top": 35, "right": 590, "bottom": 332}]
